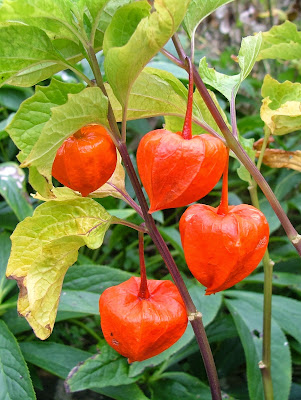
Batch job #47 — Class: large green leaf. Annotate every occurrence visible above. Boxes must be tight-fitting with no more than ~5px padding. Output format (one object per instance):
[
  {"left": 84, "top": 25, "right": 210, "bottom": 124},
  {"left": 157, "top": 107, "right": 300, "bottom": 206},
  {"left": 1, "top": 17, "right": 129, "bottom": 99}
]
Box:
[
  {"left": 225, "top": 292, "right": 291, "bottom": 400},
  {"left": 0, "top": 231, "right": 12, "bottom": 302},
  {"left": 260, "top": 75, "right": 301, "bottom": 136},
  {"left": 228, "top": 291, "right": 301, "bottom": 346},
  {"left": 103, "top": 0, "right": 190, "bottom": 106},
  {"left": 0, "top": 24, "right": 64, "bottom": 88},
  {"left": 199, "top": 34, "right": 262, "bottom": 102},
  {"left": 21, "top": 87, "right": 109, "bottom": 194},
  {"left": 183, "top": 0, "right": 234, "bottom": 38},
  {"left": 65, "top": 342, "right": 137, "bottom": 391},
  {"left": 6, "top": 198, "right": 114, "bottom": 339},
  {"left": 0, "top": 320, "right": 36, "bottom": 400},
  {"left": 20, "top": 342, "right": 91, "bottom": 379},
  {"left": 244, "top": 272, "right": 301, "bottom": 294},
  {"left": 150, "top": 372, "right": 211, "bottom": 400},
  {"left": 63, "top": 264, "right": 134, "bottom": 293},
  {"left": 258, "top": 21, "right": 301, "bottom": 61},
  {"left": 7, "top": 79, "right": 85, "bottom": 163},
  {"left": 0, "top": 162, "right": 33, "bottom": 221}
]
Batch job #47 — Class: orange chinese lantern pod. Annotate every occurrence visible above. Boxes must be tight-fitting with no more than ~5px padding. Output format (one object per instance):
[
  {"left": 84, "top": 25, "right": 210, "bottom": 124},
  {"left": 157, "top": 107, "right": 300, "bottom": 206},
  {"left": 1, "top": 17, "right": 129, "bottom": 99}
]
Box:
[
  {"left": 179, "top": 153, "right": 269, "bottom": 295},
  {"left": 99, "top": 233, "right": 188, "bottom": 363},
  {"left": 52, "top": 125, "right": 117, "bottom": 197},
  {"left": 137, "top": 59, "right": 227, "bottom": 213}
]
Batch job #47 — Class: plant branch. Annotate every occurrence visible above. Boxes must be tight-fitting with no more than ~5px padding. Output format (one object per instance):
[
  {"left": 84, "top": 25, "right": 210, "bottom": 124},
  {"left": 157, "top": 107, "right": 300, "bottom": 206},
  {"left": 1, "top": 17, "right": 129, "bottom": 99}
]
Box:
[
  {"left": 171, "top": 35, "right": 301, "bottom": 256},
  {"left": 112, "top": 218, "right": 148, "bottom": 233}
]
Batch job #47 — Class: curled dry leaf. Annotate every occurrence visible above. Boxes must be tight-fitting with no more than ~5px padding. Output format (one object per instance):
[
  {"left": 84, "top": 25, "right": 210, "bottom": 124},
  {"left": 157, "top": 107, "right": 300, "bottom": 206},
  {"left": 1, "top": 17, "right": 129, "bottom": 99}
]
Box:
[
  {"left": 254, "top": 137, "right": 301, "bottom": 172},
  {"left": 255, "top": 148, "right": 301, "bottom": 172}
]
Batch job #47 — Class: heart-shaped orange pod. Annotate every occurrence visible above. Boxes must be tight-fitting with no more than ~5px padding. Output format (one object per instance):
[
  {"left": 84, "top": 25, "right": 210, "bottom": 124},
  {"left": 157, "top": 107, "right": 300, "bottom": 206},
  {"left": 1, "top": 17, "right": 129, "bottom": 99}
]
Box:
[
  {"left": 52, "top": 125, "right": 117, "bottom": 197},
  {"left": 99, "top": 234, "right": 188, "bottom": 363},
  {"left": 137, "top": 59, "right": 227, "bottom": 213},
  {"left": 179, "top": 155, "right": 269, "bottom": 295}
]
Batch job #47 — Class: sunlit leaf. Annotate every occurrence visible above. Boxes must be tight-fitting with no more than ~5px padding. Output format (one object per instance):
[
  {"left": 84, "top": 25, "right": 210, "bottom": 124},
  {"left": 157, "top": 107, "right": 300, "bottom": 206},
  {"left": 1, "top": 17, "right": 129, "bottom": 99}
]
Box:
[
  {"left": 6, "top": 198, "right": 113, "bottom": 339},
  {"left": 103, "top": 0, "right": 190, "bottom": 106},
  {"left": 257, "top": 21, "right": 301, "bottom": 61},
  {"left": 183, "top": 0, "right": 234, "bottom": 38},
  {"left": 0, "top": 24, "right": 63, "bottom": 88},
  {"left": 199, "top": 34, "right": 262, "bottom": 101}
]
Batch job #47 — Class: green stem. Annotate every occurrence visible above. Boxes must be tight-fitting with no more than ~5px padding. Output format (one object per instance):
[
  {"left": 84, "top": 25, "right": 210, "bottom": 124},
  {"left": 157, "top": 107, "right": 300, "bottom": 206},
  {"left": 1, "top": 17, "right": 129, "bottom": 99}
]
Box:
[
  {"left": 248, "top": 182, "right": 274, "bottom": 400},
  {"left": 70, "top": 319, "right": 103, "bottom": 343}
]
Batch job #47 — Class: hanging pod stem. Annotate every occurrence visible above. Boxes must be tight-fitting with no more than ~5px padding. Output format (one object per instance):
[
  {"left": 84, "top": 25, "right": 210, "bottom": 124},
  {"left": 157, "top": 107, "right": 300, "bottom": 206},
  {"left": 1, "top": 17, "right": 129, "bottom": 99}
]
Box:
[
  {"left": 217, "top": 148, "right": 229, "bottom": 216},
  {"left": 182, "top": 57, "right": 193, "bottom": 140},
  {"left": 138, "top": 232, "right": 150, "bottom": 299}
]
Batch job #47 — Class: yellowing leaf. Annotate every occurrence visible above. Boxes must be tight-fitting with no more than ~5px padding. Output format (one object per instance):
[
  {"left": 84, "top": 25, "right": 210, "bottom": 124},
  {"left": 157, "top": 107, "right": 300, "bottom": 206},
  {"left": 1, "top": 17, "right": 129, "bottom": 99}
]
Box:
[
  {"left": 6, "top": 198, "right": 113, "bottom": 339},
  {"left": 260, "top": 76, "right": 301, "bottom": 135}
]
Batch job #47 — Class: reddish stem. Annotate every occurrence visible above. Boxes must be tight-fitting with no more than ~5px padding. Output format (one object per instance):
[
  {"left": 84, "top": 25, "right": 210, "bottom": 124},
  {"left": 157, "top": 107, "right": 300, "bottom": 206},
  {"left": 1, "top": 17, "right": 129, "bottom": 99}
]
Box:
[
  {"left": 217, "top": 149, "right": 229, "bottom": 215},
  {"left": 138, "top": 232, "right": 150, "bottom": 299},
  {"left": 182, "top": 57, "right": 193, "bottom": 140}
]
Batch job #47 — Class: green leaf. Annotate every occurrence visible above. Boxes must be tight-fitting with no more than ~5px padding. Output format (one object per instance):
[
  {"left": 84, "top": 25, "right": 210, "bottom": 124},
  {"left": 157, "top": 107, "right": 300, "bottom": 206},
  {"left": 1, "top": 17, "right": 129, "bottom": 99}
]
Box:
[
  {"left": 260, "top": 75, "right": 301, "bottom": 136},
  {"left": 258, "top": 21, "right": 301, "bottom": 61},
  {"left": 225, "top": 293, "right": 291, "bottom": 400},
  {"left": 108, "top": 67, "right": 192, "bottom": 120},
  {"left": 19, "top": 342, "right": 91, "bottom": 379},
  {"left": 0, "top": 0, "right": 79, "bottom": 42},
  {"left": 150, "top": 372, "right": 211, "bottom": 400},
  {"left": 229, "top": 291, "right": 301, "bottom": 346},
  {"left": 183, "top": 0, "right": 234, "bottom": 38},
  {"left": 97, "top": 384, "right": 150, "bottom": 400},
  {"left": 65, "top": 343, "right": 137, "bottom": 391},
  {"left": 104, "top": 0, "right": 190, "bottom": 105},
  {"left": 0, "top": 24, "right": 63, "bottom": 88},
  {"left": 64, "top": 264, "right": 134, "bottom": 293},
  {"left": 259, "top": 197, "right": 288, "bottom": 234},
  {"left": 0, "top": 320, "right": 36, "bottom": 400},
  {"left": 22, "top": 87, "right": 109, "bottom": 193},
  {"left": 59, "top": 290, "right": 99, "bottom": 315},
  {"left": 159, "top": 227, "right": 184, "bottom": 259},
  {"left": 6, "top": 198, "right": 113, "bottom": 339},
  {"left": 199, "top": 34, "right": 262, "bottom": 101},
  {"left": 0, "top": 86, "right": 33, "bottom": 111},
  {"left": 244, "top": 272, "right": 301, "bottom": 293},
  {"left": 0, "top": 231, "right": 12, "bottom": 301},
  {"left": 0, "top": 162, "right": 33, "bottom": 221},
  {"left": 188, "top": 279, "right": 223, "bottom": 327},
  {"left": 7, "top": 78, "right": 85, "bottom": 163}
]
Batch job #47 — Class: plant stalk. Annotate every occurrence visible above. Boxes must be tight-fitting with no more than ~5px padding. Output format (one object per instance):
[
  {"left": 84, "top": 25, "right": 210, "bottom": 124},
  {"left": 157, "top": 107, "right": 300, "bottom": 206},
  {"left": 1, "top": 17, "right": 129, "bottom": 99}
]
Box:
[
  {"left": 249, "top": 182, "right": 274, "bottom": 400},
  {"left": 171, "top": 36, "right": 301, "bottom": 256}
]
